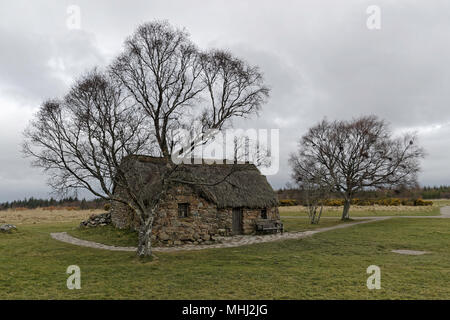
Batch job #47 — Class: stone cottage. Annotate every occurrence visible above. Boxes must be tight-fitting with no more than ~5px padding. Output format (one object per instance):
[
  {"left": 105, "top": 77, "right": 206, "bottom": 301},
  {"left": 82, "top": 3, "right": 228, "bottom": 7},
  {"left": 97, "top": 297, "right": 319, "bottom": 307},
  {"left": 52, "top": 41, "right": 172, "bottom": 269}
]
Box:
[{"left": 110, "top": 156, "right": 281, "bottom": 245}]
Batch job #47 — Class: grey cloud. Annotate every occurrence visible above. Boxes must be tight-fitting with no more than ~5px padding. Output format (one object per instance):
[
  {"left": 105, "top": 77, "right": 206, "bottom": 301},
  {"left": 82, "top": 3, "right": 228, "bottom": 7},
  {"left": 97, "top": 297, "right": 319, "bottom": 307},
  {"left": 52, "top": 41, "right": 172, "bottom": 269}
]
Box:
[
  {"left": 0, "top": 29, "right": 106, "bottom": 103},
  {"left": 1, "top": 0, "right": 450, "bottom": 200}
]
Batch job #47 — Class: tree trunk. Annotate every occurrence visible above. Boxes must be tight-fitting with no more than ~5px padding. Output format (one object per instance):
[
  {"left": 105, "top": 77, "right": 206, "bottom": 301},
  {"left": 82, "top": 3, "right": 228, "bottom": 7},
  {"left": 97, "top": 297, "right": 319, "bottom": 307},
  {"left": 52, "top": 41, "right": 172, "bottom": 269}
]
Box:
[
  {"left": 317, "top": 205, "right": 323, "bottom": 224},
  {"left": 341, "top": 199, "right": 351, "bottom": 220},
  {"left": 137, "top": 216, "right": 154, "bottom": 258},
  {"left": 135, "top": 186, "right": 168, "bottom": 258}
]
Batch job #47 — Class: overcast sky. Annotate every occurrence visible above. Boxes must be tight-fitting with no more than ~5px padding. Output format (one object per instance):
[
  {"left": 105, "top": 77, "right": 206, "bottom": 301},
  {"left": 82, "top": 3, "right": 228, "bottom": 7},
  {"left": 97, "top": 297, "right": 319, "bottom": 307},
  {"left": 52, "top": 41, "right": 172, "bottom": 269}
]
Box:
[{"left": 1, "top": 0, "right": 450, "bottom": 201}]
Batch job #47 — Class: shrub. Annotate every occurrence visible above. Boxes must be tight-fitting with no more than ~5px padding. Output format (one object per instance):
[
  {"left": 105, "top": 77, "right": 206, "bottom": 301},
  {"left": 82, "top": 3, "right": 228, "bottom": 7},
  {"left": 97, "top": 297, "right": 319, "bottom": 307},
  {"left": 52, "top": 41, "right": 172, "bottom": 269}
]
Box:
[
  {"left": 279, "top": 199, "right": 298, "bottom": 206},
  {"left": 104, "top": 203, "right": 112, "bottom": 211},
  {"left": 414, "top": 199, "right": 433, "bottom": 206},
  {"left": 12, "top": 207, "right": 28, "bottom": 211},
  {"left": 401, "top": 199, "right": 414, "bottom": 206},
  {"left": 376, "top": 198, "right": 401, "bottom": 206},
  {"left": 324, "top": 199, "right": 345, "bottom": 206},
  {"left": 42, "top": 206, "right": 79, "bottom": 211},
  {"left": 42, "top": 206, "right": 59, "bottom": 211}
]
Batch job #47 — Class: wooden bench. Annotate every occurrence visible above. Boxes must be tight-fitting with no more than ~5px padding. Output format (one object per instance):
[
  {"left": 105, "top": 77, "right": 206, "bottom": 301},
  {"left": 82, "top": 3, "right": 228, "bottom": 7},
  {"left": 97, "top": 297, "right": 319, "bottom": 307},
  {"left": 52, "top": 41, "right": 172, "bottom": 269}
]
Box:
[{"left": 255, "top": 219, "right": 283, "bottom": 234}]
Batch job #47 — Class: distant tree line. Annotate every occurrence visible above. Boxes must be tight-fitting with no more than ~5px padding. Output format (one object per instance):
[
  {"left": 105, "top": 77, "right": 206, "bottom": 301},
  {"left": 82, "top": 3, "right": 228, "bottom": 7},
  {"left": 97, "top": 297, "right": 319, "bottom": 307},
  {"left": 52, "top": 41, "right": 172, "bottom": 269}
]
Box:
[
  {"left": 0, "top": 197, "right": 106, "bottom": 211},
  {"left": 421, "top": 186, "right": 450, "bottom": 199}
]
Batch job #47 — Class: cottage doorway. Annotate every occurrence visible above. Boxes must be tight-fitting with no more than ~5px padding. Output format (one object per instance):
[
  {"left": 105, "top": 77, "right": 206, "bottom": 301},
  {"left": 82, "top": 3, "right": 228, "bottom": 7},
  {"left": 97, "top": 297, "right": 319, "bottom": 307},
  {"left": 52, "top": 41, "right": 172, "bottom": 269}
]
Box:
[{"left": 232, "top": 208, "right": 243, "bottom": 235}]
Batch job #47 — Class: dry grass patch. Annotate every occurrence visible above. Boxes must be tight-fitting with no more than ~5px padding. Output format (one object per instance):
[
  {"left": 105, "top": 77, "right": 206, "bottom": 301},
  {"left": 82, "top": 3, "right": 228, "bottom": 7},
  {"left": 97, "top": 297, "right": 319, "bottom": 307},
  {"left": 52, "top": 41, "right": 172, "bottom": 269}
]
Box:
[
  {"left": 280, "top": 205, "right": 439, "bottom": 217},
  {"left": 430, "top": 199, "right": 450, "bottom": 207},
  {"left": 0, "top": 208, "right": 104, "bottom": 225}
]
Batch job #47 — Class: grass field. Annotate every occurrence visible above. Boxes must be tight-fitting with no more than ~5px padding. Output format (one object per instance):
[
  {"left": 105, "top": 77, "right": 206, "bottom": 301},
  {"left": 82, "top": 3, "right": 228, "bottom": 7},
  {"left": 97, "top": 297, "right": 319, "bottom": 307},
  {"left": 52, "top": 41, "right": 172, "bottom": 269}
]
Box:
[
  {"left": 280, "top": 205, "right": 440, "bottom": 217},
  {"left": 1, "top": 207, "right": 449, "bottom": 299}
]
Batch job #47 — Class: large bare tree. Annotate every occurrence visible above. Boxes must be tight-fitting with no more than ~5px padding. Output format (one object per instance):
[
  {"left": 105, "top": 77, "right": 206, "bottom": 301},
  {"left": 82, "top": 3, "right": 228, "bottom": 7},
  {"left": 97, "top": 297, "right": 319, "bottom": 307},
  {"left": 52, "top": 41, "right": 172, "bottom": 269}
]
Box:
[
  {"left": 22, "top": 70, "right": 168, "bottom": 254},
  {"left": 289, "top": 116, "right": 425, "bottom": 220},
  {"left": 110, "top": 21, "right": 268, "bottom": 157},
  {"left": 109, "top": 21, "right": 203, "bottom": 158},
  {"left": 24, "top": 21, "right": 270, "bottom": 257}
]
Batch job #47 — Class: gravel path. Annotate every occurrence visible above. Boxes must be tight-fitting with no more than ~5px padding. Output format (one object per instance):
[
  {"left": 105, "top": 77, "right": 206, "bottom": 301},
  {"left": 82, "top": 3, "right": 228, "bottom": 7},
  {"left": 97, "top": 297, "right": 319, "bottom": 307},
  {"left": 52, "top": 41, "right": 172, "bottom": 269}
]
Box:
[
  {"left": 49, "top": 206, "right": 450, "bottom": 253},
  {"left": 391, "top": 249, "right": 430, "bottom": 255},
  {"left": 440, "top": 206, "right": 450, "bottom": 217},
  {"left": 50, "top": 232, "right": 136, "bottom": 252}
]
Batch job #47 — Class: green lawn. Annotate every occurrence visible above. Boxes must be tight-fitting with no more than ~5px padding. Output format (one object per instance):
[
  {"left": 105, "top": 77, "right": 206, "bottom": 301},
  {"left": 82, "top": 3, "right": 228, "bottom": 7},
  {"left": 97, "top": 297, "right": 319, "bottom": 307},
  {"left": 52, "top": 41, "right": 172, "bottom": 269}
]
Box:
[
  {"left": 281, "top": 217, "right": 362, "bottom": 232},
  {"left": 1, "top": 217, "right": 449, "bottom": 299},
  {"left": 70, "top": 225, "right": 138, "bottom": 247}
]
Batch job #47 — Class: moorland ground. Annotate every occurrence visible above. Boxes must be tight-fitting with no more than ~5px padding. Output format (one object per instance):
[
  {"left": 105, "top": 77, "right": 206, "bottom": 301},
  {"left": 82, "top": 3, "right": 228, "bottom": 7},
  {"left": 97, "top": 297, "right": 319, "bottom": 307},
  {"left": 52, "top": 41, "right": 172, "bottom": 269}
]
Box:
[
  {"left": 0, "top": 202, "right": 449, "bottom": 299},
  {"left": 279, "top": 203, "right": 441, "bottom": 217}
]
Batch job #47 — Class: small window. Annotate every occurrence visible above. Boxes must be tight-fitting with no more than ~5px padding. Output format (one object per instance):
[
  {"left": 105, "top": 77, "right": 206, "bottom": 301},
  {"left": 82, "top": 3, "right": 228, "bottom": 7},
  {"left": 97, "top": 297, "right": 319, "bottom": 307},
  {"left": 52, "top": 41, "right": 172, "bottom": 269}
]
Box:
[
  {"left": 178, "top": 203, "right": 190, "bottom": 218},
  {"left": 261, "top": 208, "right": 268, "bottom": 219}
]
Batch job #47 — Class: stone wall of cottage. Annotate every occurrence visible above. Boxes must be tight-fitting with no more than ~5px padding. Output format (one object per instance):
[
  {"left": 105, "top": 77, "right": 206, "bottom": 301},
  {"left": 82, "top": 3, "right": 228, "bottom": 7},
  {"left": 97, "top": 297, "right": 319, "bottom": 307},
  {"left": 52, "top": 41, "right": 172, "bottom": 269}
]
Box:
[{"left": 110, "top": 185, "right": 281, "bottom": 246}]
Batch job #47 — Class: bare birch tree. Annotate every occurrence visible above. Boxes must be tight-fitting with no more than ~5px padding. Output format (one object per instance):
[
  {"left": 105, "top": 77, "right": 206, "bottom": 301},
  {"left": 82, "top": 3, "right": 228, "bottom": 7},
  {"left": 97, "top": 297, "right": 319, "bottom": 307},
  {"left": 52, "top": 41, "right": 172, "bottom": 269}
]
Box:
[
  {"left": 289, "top": 116, "right": 425, "bottom": 220},
  {"left": 110, "top": 22, "right": 269, "bottom": 157},
  {"left": 291, "top": 158, "right": 329, "bottom": 224}
]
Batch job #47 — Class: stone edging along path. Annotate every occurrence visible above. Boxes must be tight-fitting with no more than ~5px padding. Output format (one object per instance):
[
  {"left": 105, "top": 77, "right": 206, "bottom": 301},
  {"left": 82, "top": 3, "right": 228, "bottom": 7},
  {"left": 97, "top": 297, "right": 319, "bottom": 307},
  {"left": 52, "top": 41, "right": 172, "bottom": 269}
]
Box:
[{"left": 50, "top": 206, "right": 450, "bottom": 253}]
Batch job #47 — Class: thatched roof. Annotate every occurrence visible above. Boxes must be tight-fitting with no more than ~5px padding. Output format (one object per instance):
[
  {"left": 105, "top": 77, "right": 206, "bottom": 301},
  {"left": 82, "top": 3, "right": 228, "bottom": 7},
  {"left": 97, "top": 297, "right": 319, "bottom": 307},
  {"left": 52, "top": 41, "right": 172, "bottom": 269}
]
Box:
[{"left": 119, "top": 156, "right": 278, "bottom": 209}]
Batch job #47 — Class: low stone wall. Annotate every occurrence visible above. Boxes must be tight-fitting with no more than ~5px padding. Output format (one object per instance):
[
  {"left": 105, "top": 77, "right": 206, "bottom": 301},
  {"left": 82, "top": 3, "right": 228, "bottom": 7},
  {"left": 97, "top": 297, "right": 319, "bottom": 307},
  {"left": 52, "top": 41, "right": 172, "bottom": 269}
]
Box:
[
  {"left": 0, "top": 224, "right": 17, "bottom": 233},
  {"left": 80, "top": 212, "right": 112, "bottom": 228}
]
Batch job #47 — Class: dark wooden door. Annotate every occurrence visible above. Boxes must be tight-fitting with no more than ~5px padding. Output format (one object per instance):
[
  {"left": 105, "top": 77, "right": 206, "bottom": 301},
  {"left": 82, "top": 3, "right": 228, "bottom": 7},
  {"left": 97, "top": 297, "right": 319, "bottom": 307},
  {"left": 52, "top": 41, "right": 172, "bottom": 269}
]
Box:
[{"left": 232, "top": 208, "right": 243, "bottom": 235}]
